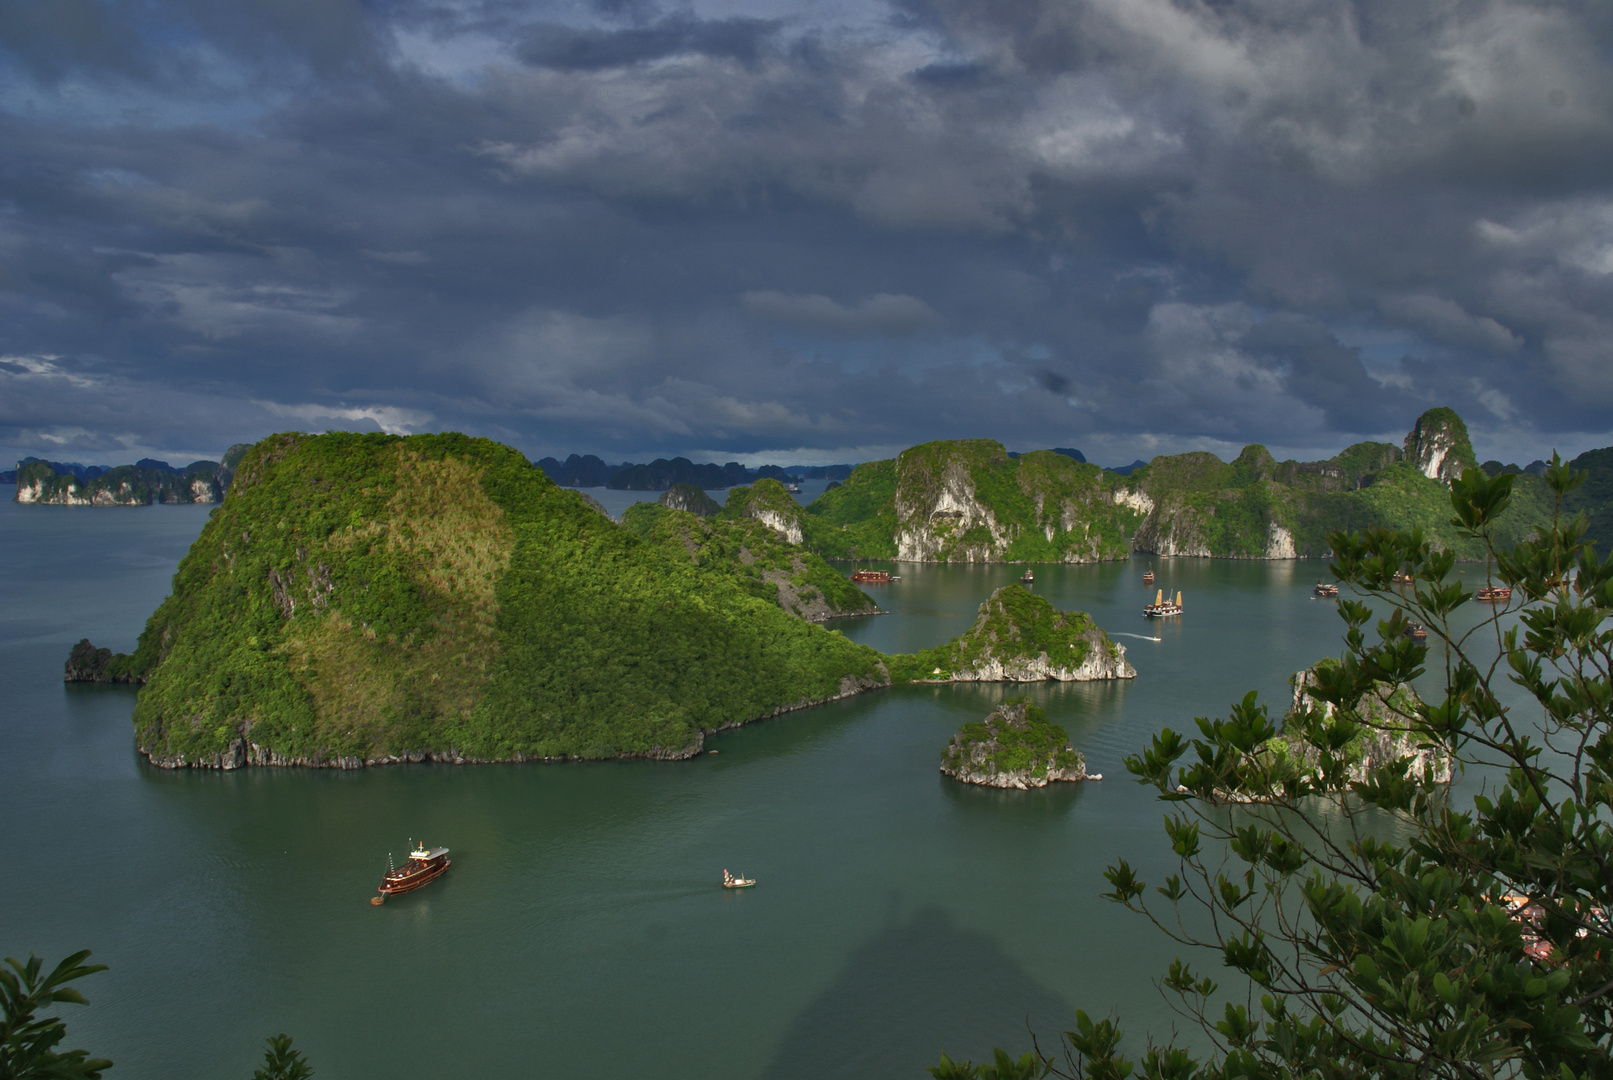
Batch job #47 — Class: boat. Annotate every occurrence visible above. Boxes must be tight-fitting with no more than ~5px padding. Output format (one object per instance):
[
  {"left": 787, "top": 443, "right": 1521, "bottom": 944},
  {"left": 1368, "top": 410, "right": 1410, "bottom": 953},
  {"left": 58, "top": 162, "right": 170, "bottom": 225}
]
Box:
[
  {"left": 1391, "top": 570, "right": 1415, "bottom": 585},
  {"left": 851, "top": 569, "right": 894, "bottom": 584},
  {"left": 1476, "top": 585, "right": 1512, "bottom": 602},
  {"left": 1144, "top": 589, "right": 1183, "bottom": 618},
  {"left": 1142, "top": 571, "right": 1155, "bottom": 584},
  {"left": 784, "top": 482, "right": 802, "bottom": 494},
  {"left": 721, "top": 869, "right": 755, "bottom": 889},
  {"left": 1313, "top": 581, "right": 1339, "bottom": 597},
  {"left": 374, "top": 841, "right": 451, "bottom": 902},
  {"left": 1020, "top": 569, "right": 1034, "bottom": 584},
  {"left": 1499, "top": 895, "right": 1610, "bottom": 965},
  {"left": 1403, "top": 622, "right": 1428, "bottom": 640}
]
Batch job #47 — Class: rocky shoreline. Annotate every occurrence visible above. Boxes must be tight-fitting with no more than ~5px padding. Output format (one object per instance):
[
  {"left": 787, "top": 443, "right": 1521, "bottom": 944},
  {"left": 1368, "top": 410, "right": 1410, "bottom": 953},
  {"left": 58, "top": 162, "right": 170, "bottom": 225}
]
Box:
[{"left": 940, "top": 699, "right": 1099, "bottom": 789}]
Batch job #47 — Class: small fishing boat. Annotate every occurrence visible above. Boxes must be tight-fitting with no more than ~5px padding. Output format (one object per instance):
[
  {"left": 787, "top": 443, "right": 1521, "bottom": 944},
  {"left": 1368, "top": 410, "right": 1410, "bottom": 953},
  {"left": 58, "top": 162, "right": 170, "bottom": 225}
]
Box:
[
  {"left": 1403, "top": 622, "right": 1428, "bottom": 640},
  {"left": 1313, "top": 581, "right": 1339, "bottom": 597},
  {"left": 851, "top": 569, "right": 893, "bottom": 584},
  {"left": 374, "top": 841, "right": 450, "bottom": 903},
  {"left": 1142, "top": 571, "right": 1155, "bottom": 584},
  {"left": 1144, "top": 589, "right": 1183, "bottom": 618},
  {"left": 1476, "top": 585, "right": 1512, "bottom": 602},
  {"left": 721, "top": 869, "right": 755, "bottom": 889},
  {"left": 1391, "top": 570, "right": 1415, "bottom": 585},
  {"left": 1020, "top": 569, "right": 1034, "bottom": 584}
]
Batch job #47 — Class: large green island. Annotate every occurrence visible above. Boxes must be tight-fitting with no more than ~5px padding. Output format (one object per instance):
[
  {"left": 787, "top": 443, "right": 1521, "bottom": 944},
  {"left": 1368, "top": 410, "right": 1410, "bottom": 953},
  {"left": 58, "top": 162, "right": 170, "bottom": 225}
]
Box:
[{"left": 73, "top": 432, "right": 1134, "bottom": 770}]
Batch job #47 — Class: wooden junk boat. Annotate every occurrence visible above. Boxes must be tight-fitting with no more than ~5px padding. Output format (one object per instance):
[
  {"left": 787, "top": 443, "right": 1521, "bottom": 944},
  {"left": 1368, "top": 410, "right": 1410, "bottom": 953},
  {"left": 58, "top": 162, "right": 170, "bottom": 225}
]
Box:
[
  {"left": 1391, "top": 570, "right": 1415, "bottom": 585},
  {"left": 1144, "top": 589, "right": 1183, "bottom": 618},
  {"left": 1476, "top": 585, "right": 1512, "bottom": 602},
  {"left": 722, "top": 869, "right": 756, "bottom": 889},
  {"left": 1314, "top": 581, "right": 1339, "bottom": 597},
  {"left": 1142, "top": 571, "right": 1155, "bottom": 584},
  {"left": 373, "top": 841, "right": 450, "bottom": 903},
  {"left": 1020, "top": 569, "right": 1034, "bottom": 584},
  {"left": 1403, "top": 622, "right": 1429, "bottom": 640},
  {"left": 850, "top": 569, "right": 896, "bottom": 584}
]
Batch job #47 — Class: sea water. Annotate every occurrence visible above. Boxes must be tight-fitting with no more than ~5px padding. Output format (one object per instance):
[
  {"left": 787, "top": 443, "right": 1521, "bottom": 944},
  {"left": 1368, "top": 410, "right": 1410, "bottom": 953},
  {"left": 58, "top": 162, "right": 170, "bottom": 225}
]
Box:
[{"left": 0, "top": 490, "right": 1506, "bottom": 1079}]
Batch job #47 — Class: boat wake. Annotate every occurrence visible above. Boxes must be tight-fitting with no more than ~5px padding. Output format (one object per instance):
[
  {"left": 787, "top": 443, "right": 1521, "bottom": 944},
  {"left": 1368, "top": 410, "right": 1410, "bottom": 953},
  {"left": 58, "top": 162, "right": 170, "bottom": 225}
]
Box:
[{"left": 1112, "top": 633, "right": 1163, "bottom": 643}]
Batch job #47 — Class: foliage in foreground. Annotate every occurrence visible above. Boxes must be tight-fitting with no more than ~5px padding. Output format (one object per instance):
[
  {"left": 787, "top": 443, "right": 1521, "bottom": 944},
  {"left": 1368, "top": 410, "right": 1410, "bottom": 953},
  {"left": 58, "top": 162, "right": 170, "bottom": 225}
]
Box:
[
  {"left": 252, "top": 1034, "right": 313, "bottom": 1080},
  {"left": 0, "top": 951, "right": 110, "bottom": 1079},
  {"left": 939, "top": 457, "right": 1613, "bottom": 1078}
]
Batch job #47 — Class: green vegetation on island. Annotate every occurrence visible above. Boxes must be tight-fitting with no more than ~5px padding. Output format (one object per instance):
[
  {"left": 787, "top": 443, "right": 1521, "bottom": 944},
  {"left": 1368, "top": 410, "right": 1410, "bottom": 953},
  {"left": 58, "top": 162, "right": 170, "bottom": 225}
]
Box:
[
  {"left": 110, "top": 432, "right": 887, "bottom": 767},
  {"left": 801, "top": 408, "right": 1559, "bottom": 563},
  {"left": 939, "top": 459, "right": 1613, "bottom": 1079},
  {"left": 939, "top": 698, "right": 1088, "bottom": 788},
  {"left": 1240, "top": 660, "right": 1448, "bottom": 796},
  {"left": 15, "top": 457, "right": 228, "bottom": 506},
  {"left": 804, "top": 441, "right": 1141, "bottom": 562},
  {"left": 889, "top": 585, "right": 1135, "bottom": 684},
  {"left": 76, "top": 433, "right": 1134, "bottom": 769},
  {"left": 621, "top": 497, "right": 878, "bottom": 622}
]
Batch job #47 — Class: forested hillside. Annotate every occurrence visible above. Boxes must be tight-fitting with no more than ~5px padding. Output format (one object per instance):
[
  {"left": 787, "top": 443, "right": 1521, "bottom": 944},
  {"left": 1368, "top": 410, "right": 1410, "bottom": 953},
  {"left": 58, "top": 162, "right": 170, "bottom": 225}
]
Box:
[{"left": 799, "top": 408, "right": 1559, "bottom": 562}]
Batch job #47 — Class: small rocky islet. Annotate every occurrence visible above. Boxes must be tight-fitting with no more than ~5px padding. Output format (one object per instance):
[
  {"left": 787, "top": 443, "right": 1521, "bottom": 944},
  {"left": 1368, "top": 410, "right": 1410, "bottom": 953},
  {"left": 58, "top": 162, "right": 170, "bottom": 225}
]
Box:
[{"left": 940, "top": 698, "right": 1098, "bottom": 789}]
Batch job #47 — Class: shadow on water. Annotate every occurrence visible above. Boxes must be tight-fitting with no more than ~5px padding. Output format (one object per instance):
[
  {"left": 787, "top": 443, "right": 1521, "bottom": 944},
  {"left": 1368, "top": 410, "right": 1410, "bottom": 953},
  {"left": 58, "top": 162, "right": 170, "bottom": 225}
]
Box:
[
  {"left": 938, "top": 773, "right": 1088, "bottom": 818},
  {"left": 760, "top": 906, "right": 1077, "bottom": 1080}
]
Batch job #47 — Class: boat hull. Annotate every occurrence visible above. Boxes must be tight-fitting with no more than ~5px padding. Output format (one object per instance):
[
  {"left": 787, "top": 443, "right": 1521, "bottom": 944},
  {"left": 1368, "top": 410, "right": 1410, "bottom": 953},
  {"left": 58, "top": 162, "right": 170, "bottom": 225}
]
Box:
[{"left": 378, "top": 858, "right": 451, "bottom": 896}]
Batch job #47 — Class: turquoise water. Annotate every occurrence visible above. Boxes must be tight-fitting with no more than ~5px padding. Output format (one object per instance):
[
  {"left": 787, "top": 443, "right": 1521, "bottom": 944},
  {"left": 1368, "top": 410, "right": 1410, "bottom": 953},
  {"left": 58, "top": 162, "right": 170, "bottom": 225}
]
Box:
[{"left": 0, "top": 493, "right": 1501, "bottom": 1078}]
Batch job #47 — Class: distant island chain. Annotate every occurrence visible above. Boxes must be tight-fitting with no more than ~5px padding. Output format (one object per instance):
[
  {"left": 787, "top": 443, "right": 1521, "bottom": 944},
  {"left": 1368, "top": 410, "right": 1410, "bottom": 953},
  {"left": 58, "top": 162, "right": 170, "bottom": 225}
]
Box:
[{"left": 25, "top": 405, "right": 1607, "bottom": 774}]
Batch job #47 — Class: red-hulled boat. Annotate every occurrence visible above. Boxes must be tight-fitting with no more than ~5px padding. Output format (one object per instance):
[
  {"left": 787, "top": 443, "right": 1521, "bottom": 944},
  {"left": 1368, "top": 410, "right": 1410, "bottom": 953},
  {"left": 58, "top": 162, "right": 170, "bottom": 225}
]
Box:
[
  {"left": 851, "top": 569, "right": 894, "bottom": 583},
  {"left": 1476, "top": 585, "right": 1512, "bottom": 602},
  {"left": 375, "top": 842, "right": 450, "bottom": 902}
]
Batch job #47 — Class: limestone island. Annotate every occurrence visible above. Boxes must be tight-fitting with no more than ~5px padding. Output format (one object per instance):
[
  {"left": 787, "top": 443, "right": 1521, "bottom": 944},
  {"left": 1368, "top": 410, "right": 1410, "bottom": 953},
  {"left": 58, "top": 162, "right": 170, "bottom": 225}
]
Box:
[
  {"left": 64, "top": 432, "right": 1135, "bottom": 771},
  {"left": 940, "top": 698, "right": 1097, "bottom": 789},
  {"left": 1268, "top": 662, "right": 1452, "bottom": 786},
  {"left": 889, "top": 584, "right": 1136, "bottom": 683},
  {"left": 1197, "top": 661, "right": 1452, "bottom": 803}
]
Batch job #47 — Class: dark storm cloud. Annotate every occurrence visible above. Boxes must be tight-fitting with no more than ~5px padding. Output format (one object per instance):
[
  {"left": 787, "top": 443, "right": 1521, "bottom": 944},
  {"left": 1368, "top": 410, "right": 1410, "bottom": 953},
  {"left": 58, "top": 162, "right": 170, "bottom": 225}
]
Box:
[
  {"left": 1, "top": 0, "right": 1611, "bottom": 470},
  {"left": 517, "top": 15, "right": 782, "bottom": 70}
]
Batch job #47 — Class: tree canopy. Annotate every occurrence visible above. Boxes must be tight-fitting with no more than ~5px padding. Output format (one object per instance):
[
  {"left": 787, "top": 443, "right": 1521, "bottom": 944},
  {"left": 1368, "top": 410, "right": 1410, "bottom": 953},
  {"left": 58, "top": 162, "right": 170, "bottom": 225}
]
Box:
[{"left": 937, "top": 457, "right": 1613, "bottom": 1079}]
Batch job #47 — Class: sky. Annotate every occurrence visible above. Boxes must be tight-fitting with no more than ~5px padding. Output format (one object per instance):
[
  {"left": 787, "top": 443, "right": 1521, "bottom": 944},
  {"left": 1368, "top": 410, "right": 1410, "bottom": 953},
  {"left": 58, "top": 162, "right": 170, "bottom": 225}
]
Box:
[{"left": 2, "top": 0, "right": 1612, "bottom": 471}]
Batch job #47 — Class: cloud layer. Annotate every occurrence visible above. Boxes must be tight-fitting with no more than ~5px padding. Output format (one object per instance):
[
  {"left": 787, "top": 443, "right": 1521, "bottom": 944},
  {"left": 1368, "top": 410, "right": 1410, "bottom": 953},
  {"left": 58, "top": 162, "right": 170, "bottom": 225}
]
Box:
[{"left": 2, "top": 0, "right": 1611, "bottom": 468}]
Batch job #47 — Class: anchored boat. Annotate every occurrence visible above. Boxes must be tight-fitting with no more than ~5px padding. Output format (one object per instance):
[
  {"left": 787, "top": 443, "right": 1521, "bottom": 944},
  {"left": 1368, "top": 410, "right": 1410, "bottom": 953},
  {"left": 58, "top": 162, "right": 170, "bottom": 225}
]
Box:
[
  {"left": 373, "top": 841, "right": 451, "bottom": 903},
  {"left": 1144, "top": 589, "right": 1183, "bottom": 618},
  {"left": 1020, "top": 569, "right": 1034, "bottom": 584},
  {"left": 1313, "top": 581, "right": 1339, "bottom": 597},
  {"left": 1142, "top": 571, "right": 1155, "bottom": 584},
  {"left": 850, "top": 569, "right": 896, "bottom": 583},
  {"left": 1476, "top": 585, "right": 1512, "bottom": 602},
  {"left": 1403, "top": 622, "right": 1429, "bottom": 640}
]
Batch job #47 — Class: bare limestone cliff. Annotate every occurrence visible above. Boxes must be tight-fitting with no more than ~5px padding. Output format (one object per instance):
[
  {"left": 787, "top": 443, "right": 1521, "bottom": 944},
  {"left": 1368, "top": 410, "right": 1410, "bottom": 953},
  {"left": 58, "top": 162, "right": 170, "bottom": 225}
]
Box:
[
  {"left": 14, "top": 457, "right": 230, "bottom": 505},
  {"left": 801, "top": 408, "right": 1530, "bottom": 564},
  {"left": 1272, "top": 665, "right": 1452, "bottom": 785},
  {"left": 1403, "top": 407, "right": 1478, "bottom": 485},
  {"left": 725, "top": 478, "right": 804, "bottom": 544},
  {"left": 660, "top": 483, "right": 720, "bottom": 516},
  {"left": 886, "top": 441, "right": 1139, "bottom": 563}
]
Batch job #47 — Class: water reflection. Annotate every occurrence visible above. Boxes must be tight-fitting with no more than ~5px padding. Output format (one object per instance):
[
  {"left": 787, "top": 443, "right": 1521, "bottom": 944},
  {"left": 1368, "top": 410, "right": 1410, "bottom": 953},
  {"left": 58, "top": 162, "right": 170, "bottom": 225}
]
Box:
[{"left": 938, "top": 773, "right": 1088, "bottom": 817}]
